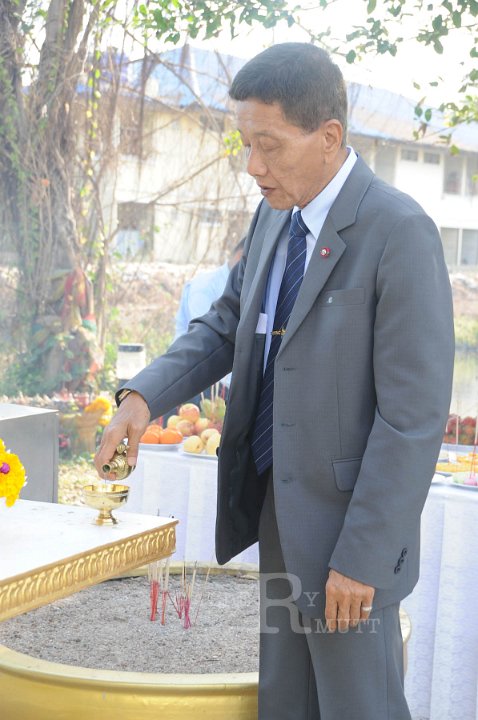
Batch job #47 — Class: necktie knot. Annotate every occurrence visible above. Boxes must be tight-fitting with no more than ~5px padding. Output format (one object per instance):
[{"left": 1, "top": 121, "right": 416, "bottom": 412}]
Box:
[{"left": 290, "top": 210, "right": 309, "bottom": 240}]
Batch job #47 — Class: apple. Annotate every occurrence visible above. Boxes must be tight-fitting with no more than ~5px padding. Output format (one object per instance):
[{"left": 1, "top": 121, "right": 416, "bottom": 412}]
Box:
[
  {"left": 194, "top": 417, "right": 211, "bottom": 434},
  {"left": 201, "top": 428, "right": 219, "bottom": 443},
  {"left": 167, "top": 415, "right": 181, "bottom": 428},
  {"left": 206, "top": 433, "right": 221, "bottom": 456},
  {"left": 176, "top": 419, "right": 195, "bottom": 437},
  {"left": 179, "top": 403, "right": 200, "bottom": 423},
  {"left": 183, "top": 435, "right": 204, "bottom": 454}
]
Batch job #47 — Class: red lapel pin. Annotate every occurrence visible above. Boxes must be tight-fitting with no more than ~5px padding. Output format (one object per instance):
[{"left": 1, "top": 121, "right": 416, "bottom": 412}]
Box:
[{"left": 320, "top": 247, "right": 331, "bottom": 257}]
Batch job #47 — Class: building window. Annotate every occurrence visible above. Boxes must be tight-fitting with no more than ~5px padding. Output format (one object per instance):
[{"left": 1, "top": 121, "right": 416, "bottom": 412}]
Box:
[
  {"left": 116, "top": 202, "right": 154, "bottom": 256},
  {"left": 375, "top": 144, "right": 396, "bottom": 185},
  {"left": 424, "top": 152, "right": 440, "bottom": 165},
  {"left": 440, "top": 227, "right": 459, "bottom": 265},
  {"left": 466, "top": 154, "right": 478, "bottom": 196},
  {"left": 461, "top": 229, "right": 478, "bottom": 266},
  {"left": 444, "top": 154, "right": 463, "bottom": 194},
  {"left": 401, "top": 148, "right": 418, "bottom": 162}
]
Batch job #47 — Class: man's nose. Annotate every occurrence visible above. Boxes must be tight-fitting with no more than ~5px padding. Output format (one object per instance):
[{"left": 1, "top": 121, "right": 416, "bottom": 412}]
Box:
[{"left": 246, "top": 147, "right": 267, "bottom": 177}]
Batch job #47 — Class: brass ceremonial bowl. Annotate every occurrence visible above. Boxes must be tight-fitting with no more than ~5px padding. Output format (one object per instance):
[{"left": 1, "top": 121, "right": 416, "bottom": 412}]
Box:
[
  {"left": 82, "top": 483, "right": 130, "bottom": 525},
  {"left": 0, "top": 564, "right": 410, "bottom": 720},
  {"left": 0, "top": 647, "right": 258, "bottom": 720}
]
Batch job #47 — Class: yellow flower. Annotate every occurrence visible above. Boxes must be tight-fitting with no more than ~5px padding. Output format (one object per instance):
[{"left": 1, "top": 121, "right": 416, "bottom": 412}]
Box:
[
  {"left": 84, "top": 396, "right": 113, "bottom": 427},
  {"left": 0, "top": 439, "right": 26, "bottom": 507},
  {"left": 85, "top": 396, "right": 112, "bottom": 413}
]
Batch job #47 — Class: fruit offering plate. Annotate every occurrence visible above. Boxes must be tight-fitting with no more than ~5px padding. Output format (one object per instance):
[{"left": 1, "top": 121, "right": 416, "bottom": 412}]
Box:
[
  {"left": 452, "top": 471, "right": 478, "bottom": 490},
  {"left": 436, "top": 451, "right": 477, "bottom": 474},
  {"left": 180, "top": 448, "right": 218, "bottom": 461},
  {"left": 139, "top": 442, "right": 182, "bottom": 452}
]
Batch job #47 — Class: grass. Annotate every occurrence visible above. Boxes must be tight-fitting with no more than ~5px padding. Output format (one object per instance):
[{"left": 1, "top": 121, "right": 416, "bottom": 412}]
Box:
[
  {"left": 454, "top": 316, "right": 478, "bottom": 351},
  {"left": 58, "top": 455, "right": 99, "bottom": 506}
]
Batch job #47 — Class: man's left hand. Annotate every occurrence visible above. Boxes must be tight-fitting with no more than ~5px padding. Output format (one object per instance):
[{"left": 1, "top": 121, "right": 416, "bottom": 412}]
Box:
[{"left": 325, "top": 569, "right": 375, "bottom": 632}]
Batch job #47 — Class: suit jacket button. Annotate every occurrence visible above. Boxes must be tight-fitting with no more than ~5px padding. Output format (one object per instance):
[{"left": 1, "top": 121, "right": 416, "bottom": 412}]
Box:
[
  {"left": 394, "top": 565, "right": 401, "bottom": 574},
  {"left": 401, "top": 548, "right": 408, "bottom": 558}
]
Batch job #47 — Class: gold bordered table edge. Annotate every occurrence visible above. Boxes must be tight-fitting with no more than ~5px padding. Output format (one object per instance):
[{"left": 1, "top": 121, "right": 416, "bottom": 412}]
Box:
[{"left": 0, "top": 522, "right": 177, "bottom": 622}]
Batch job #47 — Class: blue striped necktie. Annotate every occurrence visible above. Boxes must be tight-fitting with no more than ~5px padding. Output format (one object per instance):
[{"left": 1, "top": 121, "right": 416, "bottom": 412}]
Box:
[{"left": 251, "top": 210, "right": 309, "bottom": 476}]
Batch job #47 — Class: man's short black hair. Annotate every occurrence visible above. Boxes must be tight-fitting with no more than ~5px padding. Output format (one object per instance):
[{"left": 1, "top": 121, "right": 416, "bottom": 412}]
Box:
[{"left": 229, "top": 43, "right": 347, "bottom": 140}]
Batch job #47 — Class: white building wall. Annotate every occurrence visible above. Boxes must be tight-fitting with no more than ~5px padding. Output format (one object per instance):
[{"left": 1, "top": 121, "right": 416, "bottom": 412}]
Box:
[
  {"left": 360, "top": 137, "right": 478, "bottom": 267},
  {"left": 101, "top": 109, "right": 259, "bottom": 263}
]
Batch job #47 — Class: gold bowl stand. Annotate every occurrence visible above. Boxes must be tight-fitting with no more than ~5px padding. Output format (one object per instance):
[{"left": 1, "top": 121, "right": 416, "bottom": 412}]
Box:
[{"left": 82, "top": 483, "right": 130, "bottom": 525}]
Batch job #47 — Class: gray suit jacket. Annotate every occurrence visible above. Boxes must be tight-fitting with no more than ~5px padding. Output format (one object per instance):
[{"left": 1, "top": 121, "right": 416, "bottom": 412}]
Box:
[{"left": 126, "top": 156, "right": 454, "bottom": 617}]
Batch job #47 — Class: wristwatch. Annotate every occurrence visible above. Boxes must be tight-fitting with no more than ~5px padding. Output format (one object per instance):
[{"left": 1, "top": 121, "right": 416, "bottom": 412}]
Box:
[{"left": 117, "top": 389, "right": 132, "bottom": 405}]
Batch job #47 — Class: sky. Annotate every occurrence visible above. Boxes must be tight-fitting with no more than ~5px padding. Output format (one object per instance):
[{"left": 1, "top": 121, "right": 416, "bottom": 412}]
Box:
[{"left": 185, "top": 0, "right": 472, "bottom": 109}]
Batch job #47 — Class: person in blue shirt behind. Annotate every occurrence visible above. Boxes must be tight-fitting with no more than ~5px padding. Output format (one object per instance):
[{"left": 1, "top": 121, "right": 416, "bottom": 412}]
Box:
[
  {"left": 166, "top": 237, "right": 245, "bottom": 416},
  {"left": 175, "top": 237, "right": 245, "bottom": 343}
]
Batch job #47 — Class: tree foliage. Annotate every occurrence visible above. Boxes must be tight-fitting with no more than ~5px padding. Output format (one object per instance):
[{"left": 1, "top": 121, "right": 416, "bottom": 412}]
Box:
[
  {"left": 307, "top": 0, "right": 478, "bottom": 126},
  {"left": 134, "top": 0, "right": 293, "bottom": 43},
  {"left": 0, "top": 0, "right": 292, "bottom": 394}
]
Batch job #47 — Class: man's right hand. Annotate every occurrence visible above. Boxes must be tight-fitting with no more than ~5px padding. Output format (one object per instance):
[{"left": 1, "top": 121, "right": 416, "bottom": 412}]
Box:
[{"left": 94, "top": 391, "right": 151, "bottom": 477}]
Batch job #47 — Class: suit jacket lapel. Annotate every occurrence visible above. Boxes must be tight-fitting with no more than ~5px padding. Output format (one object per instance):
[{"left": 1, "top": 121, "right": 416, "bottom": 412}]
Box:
[
  {"left": 238, "top": 210, "right": 290, "bottom": 339},
  {"left": 277, "top": 155, "right": 374, "bottom": 356}
]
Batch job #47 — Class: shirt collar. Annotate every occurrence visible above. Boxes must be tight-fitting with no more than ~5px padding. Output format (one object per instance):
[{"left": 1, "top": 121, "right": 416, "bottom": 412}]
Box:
[{"left": 296, "top": 146, "right": 357, "bottom": 239}]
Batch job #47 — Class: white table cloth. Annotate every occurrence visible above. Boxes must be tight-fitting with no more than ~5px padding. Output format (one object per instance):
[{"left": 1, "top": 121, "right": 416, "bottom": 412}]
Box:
[
  {"left": 125, "top": 447, "right": 259, "bottom": 565},
  {"left": 128, "top": 450, "right": 478, "bottom": 719},
  {"left": 402, "top": 479, "right": 478, "bottom": 720}
]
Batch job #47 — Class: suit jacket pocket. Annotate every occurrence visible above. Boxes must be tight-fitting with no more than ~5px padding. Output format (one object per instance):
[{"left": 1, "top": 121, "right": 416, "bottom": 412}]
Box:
[
  {"left": 317, "top": 287, "right": 365, "bottom": 307},
  {"left": 332, "top": 457, "right": 363, "bottom": 492}
]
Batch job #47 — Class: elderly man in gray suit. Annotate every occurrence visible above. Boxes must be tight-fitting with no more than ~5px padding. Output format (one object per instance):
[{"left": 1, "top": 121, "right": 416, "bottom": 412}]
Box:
[{"left": 96, "top": 43, "right": 454, "bottom": 720}]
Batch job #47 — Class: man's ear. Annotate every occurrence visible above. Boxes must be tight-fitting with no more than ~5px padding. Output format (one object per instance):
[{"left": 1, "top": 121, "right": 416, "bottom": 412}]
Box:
[{"left": 322, "top": 119, "right": 344, "bottom": 158}]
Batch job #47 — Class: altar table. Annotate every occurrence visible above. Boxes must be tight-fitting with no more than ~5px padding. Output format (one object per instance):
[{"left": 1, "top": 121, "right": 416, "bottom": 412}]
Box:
[{"left": 0, "top": 500, "right": 177, "bottom": 622}]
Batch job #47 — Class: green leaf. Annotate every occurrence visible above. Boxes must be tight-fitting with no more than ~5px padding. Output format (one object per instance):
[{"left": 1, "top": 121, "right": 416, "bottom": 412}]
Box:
[
  {"left": 452, "top": 11, "right": 461, "bottom": 28},
  {"left": 432, "top": 14, "right": 443, "bottom": 31},
  {"left": 367, "top": 0, "right": 377, "bottom": 13},
  {"left": 346, "top": 50, "right": 357, "bottom": 63},
  {"left": 424, "top": 108, "right": 432, "bottom": 121}
]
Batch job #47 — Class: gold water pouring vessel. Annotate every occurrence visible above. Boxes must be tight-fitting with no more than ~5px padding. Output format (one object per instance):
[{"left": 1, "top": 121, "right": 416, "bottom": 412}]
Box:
[
  {"left": 101, "top": 442, "right": 133, "bottom": 481},
  {"left": 82, "top": 444, "right": 133, "bottom": 525}
]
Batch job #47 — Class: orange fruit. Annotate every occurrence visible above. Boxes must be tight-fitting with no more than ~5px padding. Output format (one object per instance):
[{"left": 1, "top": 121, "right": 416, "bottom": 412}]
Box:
[
  {"left": 159, "top": 428, "right": 183, "bottom": 444},
  {"left": 140, "top": 427, "right": 162, "bottom": 444},
  {"left": 147, "top": 424, "right": 163, "bottom": 437}
]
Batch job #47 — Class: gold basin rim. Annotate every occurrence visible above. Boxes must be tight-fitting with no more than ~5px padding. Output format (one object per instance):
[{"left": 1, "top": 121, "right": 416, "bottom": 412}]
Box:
[{"left": 0, "top": 644, "right": 258, "bottom": 690}]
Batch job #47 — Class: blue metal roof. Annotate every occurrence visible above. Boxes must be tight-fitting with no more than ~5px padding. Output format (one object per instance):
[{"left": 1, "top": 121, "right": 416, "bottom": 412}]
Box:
[
  {"left": 108, "top": 44, "right": 478, "bottom": 152},
  {"left": 127, "top": 45, "right": 244, "bottom": 113}
]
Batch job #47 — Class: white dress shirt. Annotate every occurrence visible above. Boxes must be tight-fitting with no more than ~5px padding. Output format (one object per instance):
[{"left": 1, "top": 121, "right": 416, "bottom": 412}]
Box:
[{"left": 262, "top": 147, "right": 357, "bottom": 365}]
